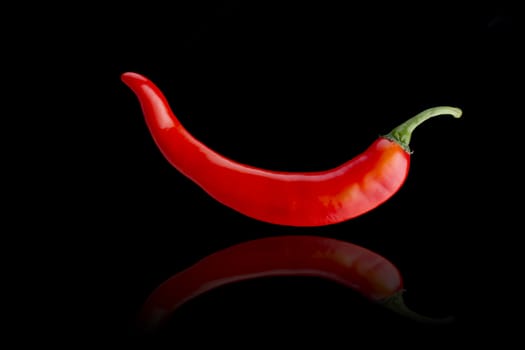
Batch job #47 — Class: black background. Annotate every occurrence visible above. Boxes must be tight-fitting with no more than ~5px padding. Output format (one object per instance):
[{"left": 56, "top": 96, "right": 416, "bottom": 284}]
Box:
[{"left": 15, "top": 1, "right": 520, "bottom": 347}]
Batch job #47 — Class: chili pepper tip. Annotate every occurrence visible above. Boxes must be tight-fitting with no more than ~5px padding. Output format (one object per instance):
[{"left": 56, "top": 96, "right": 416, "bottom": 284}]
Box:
[{"left": 121, "top": 72, "right": 148, "bottom": 85}]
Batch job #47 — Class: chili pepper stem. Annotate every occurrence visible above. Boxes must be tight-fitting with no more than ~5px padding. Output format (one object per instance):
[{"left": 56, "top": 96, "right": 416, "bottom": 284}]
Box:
[
  {"left": 384, "top": 106, "right": 462, "bottom": 153},
  {"left": 379, "top": 290, "right": 454, "bottom": 324}
]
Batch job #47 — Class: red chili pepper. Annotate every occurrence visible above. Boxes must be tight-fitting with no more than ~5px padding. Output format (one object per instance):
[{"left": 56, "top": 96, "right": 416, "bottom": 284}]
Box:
[
  {"left": 137, "top": 235, "right": 452, "bottom": 332},
  {"left": 122, "top": 72, "right": 461, "bottom": 226}
]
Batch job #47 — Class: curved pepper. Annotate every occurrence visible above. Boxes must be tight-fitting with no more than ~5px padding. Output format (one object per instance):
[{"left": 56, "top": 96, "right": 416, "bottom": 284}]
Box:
[{"left": 122, "top": 72, "right": 462, "bottom": 226}]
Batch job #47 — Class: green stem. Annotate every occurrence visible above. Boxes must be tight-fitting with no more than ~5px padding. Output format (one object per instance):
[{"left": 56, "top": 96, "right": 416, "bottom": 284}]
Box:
[
  {"left": 379, "top": 290, "right": 455, "bottom": 325},
  {"left": 384, "top": 106, "right": 462, "bottom": 153}
]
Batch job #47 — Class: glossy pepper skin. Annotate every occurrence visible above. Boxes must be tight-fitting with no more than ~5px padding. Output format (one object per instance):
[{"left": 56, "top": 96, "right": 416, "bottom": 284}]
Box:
[
  {"left": 137, "top": 235, "right": 452, "bottom": 333},
  {"left": 122, "top": 72, "right": 462, "bottom": 227}
]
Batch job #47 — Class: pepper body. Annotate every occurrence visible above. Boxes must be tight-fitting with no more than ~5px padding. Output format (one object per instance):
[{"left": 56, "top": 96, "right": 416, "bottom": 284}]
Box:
[
  {"left": 137, "top": 235, "right": 450, "bottom": 332},
  {"left": 122, "top": 72, "right": 460, "bottom": 226}
]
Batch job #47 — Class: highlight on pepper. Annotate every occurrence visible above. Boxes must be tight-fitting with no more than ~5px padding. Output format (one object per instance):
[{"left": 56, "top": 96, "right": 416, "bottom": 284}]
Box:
[{"left": 122, "top": 72, "right": 462, "bottom": 226}]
